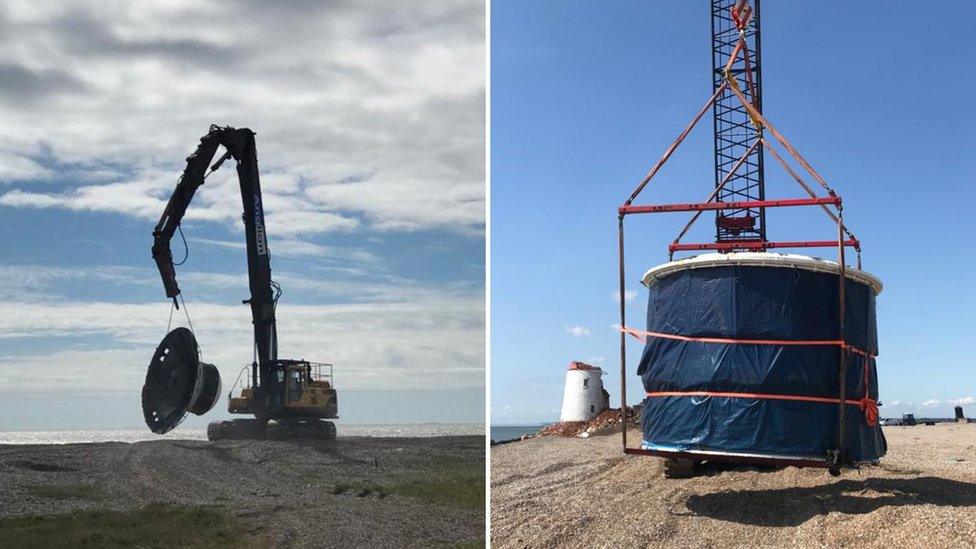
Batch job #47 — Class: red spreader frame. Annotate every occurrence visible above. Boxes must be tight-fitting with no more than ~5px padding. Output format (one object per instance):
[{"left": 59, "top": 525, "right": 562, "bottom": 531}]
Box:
[{"left": 617, "top": 1, "right": 868, "bottom": 474}]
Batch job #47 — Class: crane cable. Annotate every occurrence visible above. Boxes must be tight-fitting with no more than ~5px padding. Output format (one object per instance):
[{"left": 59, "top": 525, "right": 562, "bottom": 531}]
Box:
[
  {"left": 171, "top": 225, "right": 189, "bottom": 266},
  {"left": 178, "top": 294, "right": 195, "bottom": 335},
  {"left": 166, "top": 298, "right": 175, "bottom": 332},
  {"left": 164, "top": 294, "right": 197, "bottom": 348},
  {"left": 168, "top": 154, "right": 227, "bottom": 270}
]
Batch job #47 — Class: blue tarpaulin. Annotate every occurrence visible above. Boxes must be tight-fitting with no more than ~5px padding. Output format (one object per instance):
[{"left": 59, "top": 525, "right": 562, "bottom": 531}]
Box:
[{"left": 638, "top": 260, "right": 886, "bottom": 463}]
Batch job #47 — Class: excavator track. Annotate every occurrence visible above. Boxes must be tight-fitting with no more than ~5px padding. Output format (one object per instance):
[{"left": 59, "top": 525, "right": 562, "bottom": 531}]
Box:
[
  {"left": 267, "top": 419, "right": 337, "bottom": 441},
  {"left": 207, "top": 419, "right": 337, "bottom": 441},
  {"left": 207, "top": 418, "right": 267, "bottom": 441}
]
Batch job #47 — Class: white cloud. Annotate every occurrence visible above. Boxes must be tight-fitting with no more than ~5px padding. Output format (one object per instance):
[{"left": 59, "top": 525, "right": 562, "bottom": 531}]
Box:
[
  {"left": 0, "top": 168, "right": 361, "bottom": 236},
  {"left": 921, "top": 399, "right": 941, "bottom": 408},
  {"left": 950, "top": 396, "right": 975, "bottom": 406},
  {"left": 0, "top": 152, "right": 52, "bottom": 181},
  {"left": 0, "top": 265, "right": 154, "bottom": 302},
  {"left": 0, "top": 263, "right": 478, "bottom": 308},
  {"left": 0, "top": 297, "right": 484, "bottom": 392},
  {"left": 0, "top": 189, "right": 62, "bottom": 208},
  {"left": 566, "top": 326, "right": 591, "bottom": 337},
  {"left": 612, "top": 289, "right": 638, "bottom": 303},
  {"left": 587, "top": 356, "right": 606, "bottom": 364},
  {"left": 0, "top": 0, "right": 485, "bottom": 234},
  {"left": 191, "top": 237, "right": 378, "bottom": 262},
  {"left": 189, "top": 238, "right": 245, "bottom": 252}
]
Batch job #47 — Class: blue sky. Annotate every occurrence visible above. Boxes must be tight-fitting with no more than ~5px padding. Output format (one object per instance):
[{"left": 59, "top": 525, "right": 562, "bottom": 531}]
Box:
[
  {"left": 491, "top": 1, "right": 976, "bottom": 424},
  {"left": 0, "top": 1, "right": 485, "bottom": 429}
]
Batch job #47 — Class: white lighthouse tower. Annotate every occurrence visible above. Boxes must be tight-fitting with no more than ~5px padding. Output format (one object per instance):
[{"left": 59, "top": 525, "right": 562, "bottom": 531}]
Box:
[{"left": 559, "top": 361, "right": 610, "bottom": 422}]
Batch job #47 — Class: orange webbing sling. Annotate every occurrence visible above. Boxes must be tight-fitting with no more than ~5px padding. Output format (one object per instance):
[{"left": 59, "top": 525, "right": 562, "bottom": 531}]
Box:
[{"left": 621, "top": 326, "right": 879, "bottom": 426}]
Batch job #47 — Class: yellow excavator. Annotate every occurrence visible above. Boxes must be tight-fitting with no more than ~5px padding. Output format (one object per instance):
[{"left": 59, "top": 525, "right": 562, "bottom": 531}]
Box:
[
  {"left": 141, "top": 125, "right": 338, "bottom": 441},
  {"left": 220, "top": 360, "right": 338, "bottom": 439}
]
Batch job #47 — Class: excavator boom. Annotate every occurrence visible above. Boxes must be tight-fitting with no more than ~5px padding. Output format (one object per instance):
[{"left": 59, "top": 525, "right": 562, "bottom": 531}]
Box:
[{"left": 151, "top": 125, "right": 279, "bottom": 414}]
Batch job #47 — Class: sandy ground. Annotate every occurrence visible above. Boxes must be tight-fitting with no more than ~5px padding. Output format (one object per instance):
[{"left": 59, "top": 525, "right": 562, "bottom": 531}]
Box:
[
  {"left": 491, "top": 424, "right": 976, "bottom": 547},
  {"left": 0, "top": 435, "right": 484, "bottom": 547}
]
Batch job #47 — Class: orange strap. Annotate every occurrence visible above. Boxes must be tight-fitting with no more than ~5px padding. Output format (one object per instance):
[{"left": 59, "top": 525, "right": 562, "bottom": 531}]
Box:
[
  {"left": 620, "top": 326, "right": 875, "bottom": 358},
  {"left": 725, "top": 1, "right": 762, "bottom": 129},
  {"left": 731, "top": 0, "right": 753, "bottom": 31},
  {"left": 623, "top": 326, "right": 879, "bottom": 426}
]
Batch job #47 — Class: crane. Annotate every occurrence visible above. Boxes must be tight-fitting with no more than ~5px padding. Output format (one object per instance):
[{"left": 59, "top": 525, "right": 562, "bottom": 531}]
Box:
[
  {"left": 617, "top": 0, "right": 868, "bottom": 476},
  {"left": 711, "top": 0, "right": 765, "bottom": 246},
  {"left": 145, "top": 125, "right": 338, "bottom": 441}
]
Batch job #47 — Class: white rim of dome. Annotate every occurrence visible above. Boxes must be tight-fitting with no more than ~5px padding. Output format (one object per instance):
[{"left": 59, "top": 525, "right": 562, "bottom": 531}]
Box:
[{"left": 641, "top": 252, "right": 883, "bottom": 295}]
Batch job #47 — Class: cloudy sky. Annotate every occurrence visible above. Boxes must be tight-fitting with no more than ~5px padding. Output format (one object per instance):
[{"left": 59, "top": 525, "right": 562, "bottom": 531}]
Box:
[{"left": 0, "top": 0, "right": 484, "bottom": 429}]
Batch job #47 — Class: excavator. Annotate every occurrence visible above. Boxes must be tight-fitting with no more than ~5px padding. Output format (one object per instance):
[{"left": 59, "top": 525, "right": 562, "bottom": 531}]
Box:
[{"left": 143, "top": 125, "right": 338, "bottom": 441}]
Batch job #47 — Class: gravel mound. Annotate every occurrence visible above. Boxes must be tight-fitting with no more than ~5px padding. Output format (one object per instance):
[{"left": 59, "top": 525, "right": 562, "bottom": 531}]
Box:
[
  {"left": 0, "top": 435, "right": 484, "bottom": 547},
  {"left": 491, "top": 423, "right": 976, "bottom": 547}
]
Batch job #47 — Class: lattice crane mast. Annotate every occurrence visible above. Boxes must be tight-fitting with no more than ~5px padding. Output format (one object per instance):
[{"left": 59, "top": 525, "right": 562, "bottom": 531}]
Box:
[{"left": 711, "top": 0, "right": 766, "bottom": 247}]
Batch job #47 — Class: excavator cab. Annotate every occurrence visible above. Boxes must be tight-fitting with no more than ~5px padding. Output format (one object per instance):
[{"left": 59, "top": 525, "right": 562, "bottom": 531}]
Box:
[
  {"left": 213, "top": 360, "right": 337, "bottom": 440},
  {"left": 285, "top": 366, "right": 305, "bottom": 404},
  {"left": 225, "top": 360, "right": 337, "bottom": 419},
  {"left": 280, "top": 361, "right": 337, "bottom": 416}
]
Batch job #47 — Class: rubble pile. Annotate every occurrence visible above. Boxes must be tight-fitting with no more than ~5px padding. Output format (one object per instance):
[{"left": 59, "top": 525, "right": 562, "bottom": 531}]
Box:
[{"left": 538, "top": 406, "right": 640, "bottom": 438}]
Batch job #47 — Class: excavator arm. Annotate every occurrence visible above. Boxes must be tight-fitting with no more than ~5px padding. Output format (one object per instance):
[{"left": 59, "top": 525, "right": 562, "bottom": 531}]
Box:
[
  {"left": 151, "top": 125, "right": 278, "bottom": 408},
  {"left": 151, "top": 128, "right": 226, "bottom": 301}
]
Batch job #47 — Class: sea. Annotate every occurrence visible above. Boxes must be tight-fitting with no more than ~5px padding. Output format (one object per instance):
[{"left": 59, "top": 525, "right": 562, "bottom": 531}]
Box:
[
  {"left": 0, "top": 423, "right": 484, "bottom": 445},
  {"left": 490, "top": 424, "right": 545, "bottom": 442}
]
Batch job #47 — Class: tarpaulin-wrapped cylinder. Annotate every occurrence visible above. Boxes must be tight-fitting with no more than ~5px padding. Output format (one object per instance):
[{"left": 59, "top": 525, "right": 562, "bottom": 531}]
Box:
[{"left": 637, "top": 252, "right": 886, "bottom": 463}]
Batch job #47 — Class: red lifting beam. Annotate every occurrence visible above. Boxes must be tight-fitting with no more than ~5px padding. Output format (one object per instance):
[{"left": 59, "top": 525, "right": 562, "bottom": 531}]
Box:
[
  {"left": 619, "top": 196, "right": 839, "bottom": 216},
  {"left": 670, "top": 239, "right": 859, "bottom": 253}
]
